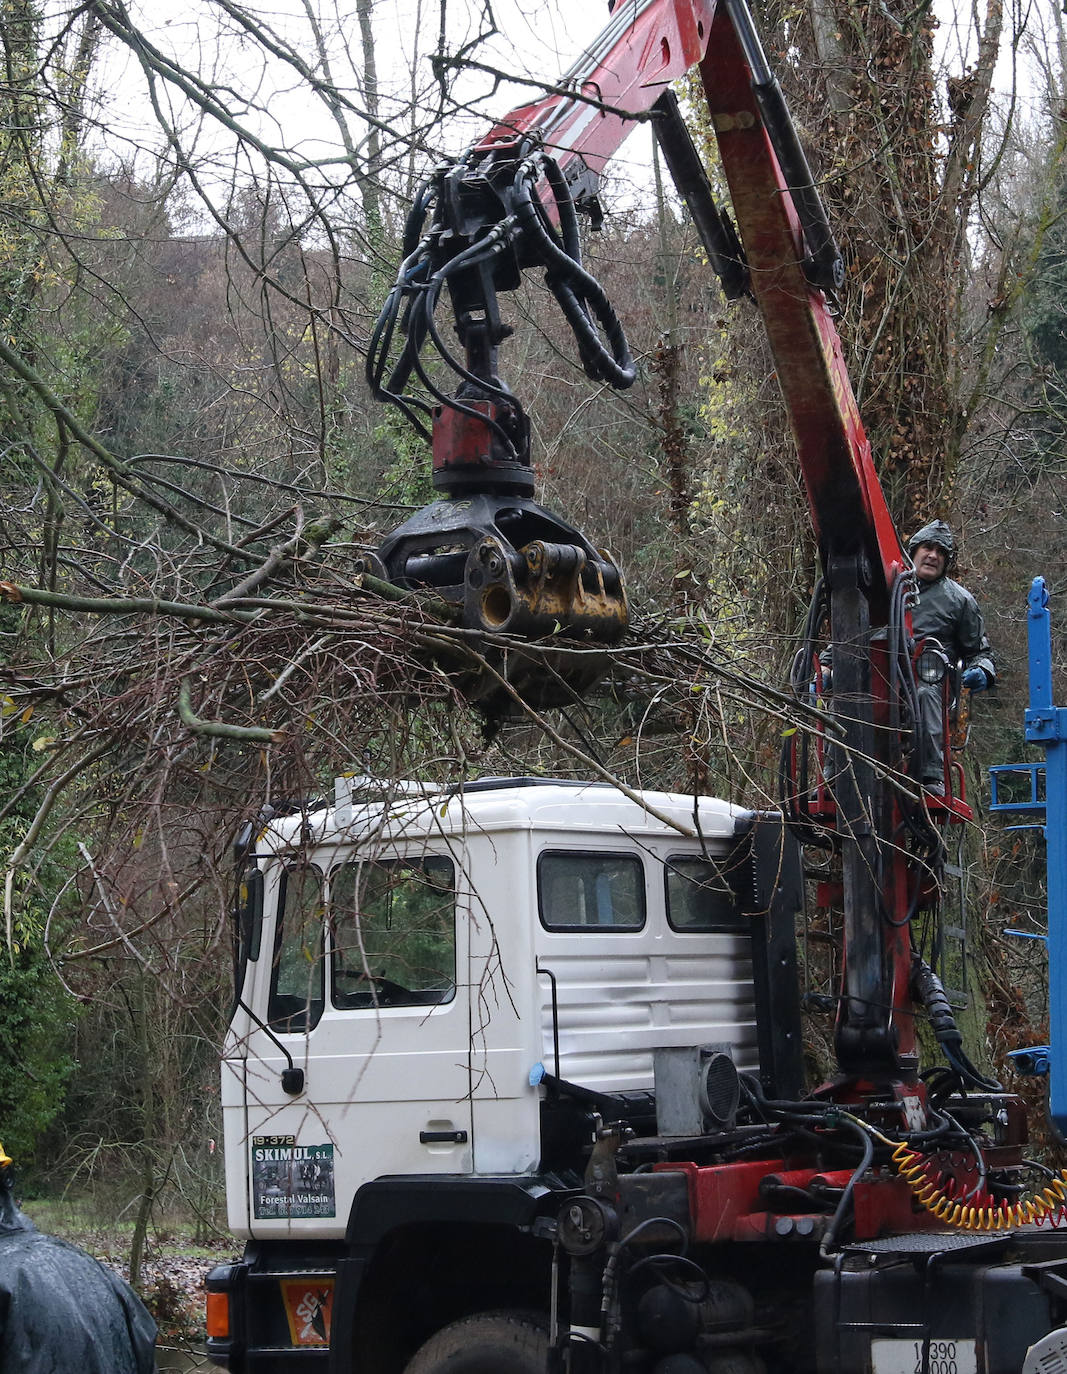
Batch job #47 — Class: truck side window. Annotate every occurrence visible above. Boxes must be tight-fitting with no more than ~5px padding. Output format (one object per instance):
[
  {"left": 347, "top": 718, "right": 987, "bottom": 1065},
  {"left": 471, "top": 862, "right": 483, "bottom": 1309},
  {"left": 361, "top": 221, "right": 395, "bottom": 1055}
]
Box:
[
  {"left": 268, "top": 865, "right": 325, "bottom": 1031},
  {"left": 665, "top": 856, "right": 744, "bottom": 932},
  {"left": 330, "top": 856, "right": 456, "bottom": 1008},
  {"left": 538, "top": 852, "right": 645, "bottom": 931}
]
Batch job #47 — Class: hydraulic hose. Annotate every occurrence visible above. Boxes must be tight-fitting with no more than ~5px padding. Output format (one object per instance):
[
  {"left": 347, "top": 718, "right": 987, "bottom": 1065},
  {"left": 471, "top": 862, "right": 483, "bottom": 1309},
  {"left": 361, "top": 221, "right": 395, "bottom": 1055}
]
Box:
[
  {"left": 511, "top": 154, "right": 636, "bottom": 390},
  {"left": 736, "top": 1088, "right": 1067, "bottom": 1238},
  {"left": 366, "top": 145, "right": 637, "bottom": 448},
  {"left": 737, "top": 1090, "right": 1067, "bottom": 1239},
  {"left": 890, "top": 1140, "right": 1067, "bottom": 1231},
  {"left": 820, "top": 1116, "right": 874, "bottom": 1256},
  {"left": 911, "top": 954, "right": 1001, "bottom": 1092},
  {"left": 827, "top": 1110, "right": 1067, "bottom": 1233}
]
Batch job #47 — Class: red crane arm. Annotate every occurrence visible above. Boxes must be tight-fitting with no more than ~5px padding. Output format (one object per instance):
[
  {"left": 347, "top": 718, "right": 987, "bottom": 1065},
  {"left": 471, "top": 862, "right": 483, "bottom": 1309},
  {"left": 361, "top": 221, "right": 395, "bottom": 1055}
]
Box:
[
  {"left": 478, "top": 1, "right": 711, "bottom": 176},
  {"left": 368, "top": 0, "right": 967, "bottom": 1088},
  {"left": 698, "top": 11, "right": 906, "bottom": 600},
  {"left": 476, "top": 0, "right": 906, "bottom": 599},
  {"left": 469, "top": 0, "right": 931, "bottom": 1082}
]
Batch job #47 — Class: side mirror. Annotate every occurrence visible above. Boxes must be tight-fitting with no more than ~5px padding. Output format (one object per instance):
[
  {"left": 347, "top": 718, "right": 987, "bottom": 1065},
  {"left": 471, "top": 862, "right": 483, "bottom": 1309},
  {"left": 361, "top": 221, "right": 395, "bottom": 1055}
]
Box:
[{"left": 281, "top": 1067, "right": 305, "bottom": 1095}]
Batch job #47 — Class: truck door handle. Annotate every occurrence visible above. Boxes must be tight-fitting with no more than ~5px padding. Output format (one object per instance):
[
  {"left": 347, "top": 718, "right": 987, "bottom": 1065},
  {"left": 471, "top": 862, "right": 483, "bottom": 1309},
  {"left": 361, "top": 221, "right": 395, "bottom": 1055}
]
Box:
[{"left": 420, "top": 1130, "right": 468, "bottom": 1144}]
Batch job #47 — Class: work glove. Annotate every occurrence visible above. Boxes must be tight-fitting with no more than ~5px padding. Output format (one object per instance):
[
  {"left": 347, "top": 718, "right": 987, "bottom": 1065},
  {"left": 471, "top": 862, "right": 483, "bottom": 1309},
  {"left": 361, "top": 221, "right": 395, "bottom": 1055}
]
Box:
[{"left": 961, "top": 667, "right": 988, "bottom": 692}]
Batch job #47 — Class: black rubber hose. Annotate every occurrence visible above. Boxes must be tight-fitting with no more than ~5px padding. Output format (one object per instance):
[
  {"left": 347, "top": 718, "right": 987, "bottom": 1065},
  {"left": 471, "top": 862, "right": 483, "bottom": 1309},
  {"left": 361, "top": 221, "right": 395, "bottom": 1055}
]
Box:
[
  {"left": 510, "top": 161, "right": 636, "bottom": 389},
  {"left": 740, "top": 1072, "right": 835, "bottom": 1117},
  {"left": 820, "top": 1116, "right": 874, "bottom": 1255},
  {"left": 911, "top": 953, "right": 1001, "bottom": 1091},
  {"left": 402, "top": 179, "right": 435, "bottom": 259},
  {"left": 538, "top": 152, "right": 583, "bottom": 264},
  {"left": 547, "top": 275, "right": 635, "bottom": 388}
]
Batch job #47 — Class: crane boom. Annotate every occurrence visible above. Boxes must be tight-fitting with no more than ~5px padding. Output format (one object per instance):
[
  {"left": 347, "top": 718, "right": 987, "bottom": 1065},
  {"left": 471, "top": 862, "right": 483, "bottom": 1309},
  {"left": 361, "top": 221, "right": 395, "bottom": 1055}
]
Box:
[
  {"left": 486, "top": 0, "right": 904, "bottom": 593},
  {"left": 367, "top": 0, "right": 973, "bottom": 1099}
]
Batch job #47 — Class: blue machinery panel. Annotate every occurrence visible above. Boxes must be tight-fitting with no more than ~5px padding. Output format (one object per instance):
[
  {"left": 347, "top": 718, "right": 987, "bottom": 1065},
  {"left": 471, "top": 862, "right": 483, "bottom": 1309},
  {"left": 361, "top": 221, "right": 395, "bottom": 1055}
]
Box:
[{"left": 989, "top": 578, "right": 1067, "bottom": 1128}]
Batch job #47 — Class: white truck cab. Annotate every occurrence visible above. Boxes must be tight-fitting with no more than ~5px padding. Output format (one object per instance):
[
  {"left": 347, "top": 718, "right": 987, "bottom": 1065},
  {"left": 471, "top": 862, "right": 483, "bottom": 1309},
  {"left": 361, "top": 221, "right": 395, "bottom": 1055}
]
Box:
[{"left": 222, "top": 777, "right": 800, "bottom": 1243}]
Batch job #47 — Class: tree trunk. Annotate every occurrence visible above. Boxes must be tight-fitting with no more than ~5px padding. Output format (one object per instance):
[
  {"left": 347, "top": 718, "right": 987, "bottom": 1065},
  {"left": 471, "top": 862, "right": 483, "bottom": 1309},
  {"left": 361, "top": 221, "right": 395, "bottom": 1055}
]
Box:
[
  {"left": 793, "top": 0, "right": 1002, "bottom": 527},
  {"left": 128, "top": 987, "right": 155, "bottom": 1294}
]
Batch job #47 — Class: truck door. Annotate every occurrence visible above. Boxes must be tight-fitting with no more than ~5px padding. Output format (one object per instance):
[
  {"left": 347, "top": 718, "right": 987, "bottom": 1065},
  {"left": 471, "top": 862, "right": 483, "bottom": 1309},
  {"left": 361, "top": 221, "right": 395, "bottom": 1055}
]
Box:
[{"left": 242, "top": 849, "right": 473, "bottom": 1237}]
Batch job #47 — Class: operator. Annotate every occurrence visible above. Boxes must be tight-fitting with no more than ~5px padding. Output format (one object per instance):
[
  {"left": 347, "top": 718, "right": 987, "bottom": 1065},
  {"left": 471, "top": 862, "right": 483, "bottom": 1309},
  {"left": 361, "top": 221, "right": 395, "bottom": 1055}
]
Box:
[
  {"left": 907, "top": 519, "right": 995, "bottom": 792},
  {"left": 0, "top": 1144, "right": 157, "bottom": 1373}
]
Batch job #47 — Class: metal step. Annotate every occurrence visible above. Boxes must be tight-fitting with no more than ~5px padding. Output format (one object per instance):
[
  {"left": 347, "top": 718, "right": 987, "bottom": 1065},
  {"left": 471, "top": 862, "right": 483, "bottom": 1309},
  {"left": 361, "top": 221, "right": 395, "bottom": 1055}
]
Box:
[
  {"left": 844, "top": 1230, "right": 1012, "bottom": 1259},
  {"left": 245, "top": 1347, "right": 330, "bottom": 1370}
]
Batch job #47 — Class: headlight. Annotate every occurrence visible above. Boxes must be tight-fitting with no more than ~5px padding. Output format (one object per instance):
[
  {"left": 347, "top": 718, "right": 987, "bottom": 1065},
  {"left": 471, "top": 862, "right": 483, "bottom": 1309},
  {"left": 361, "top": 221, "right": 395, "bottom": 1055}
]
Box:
[{"left": 916, "top": 646, "right": 948, "bottom": 684}]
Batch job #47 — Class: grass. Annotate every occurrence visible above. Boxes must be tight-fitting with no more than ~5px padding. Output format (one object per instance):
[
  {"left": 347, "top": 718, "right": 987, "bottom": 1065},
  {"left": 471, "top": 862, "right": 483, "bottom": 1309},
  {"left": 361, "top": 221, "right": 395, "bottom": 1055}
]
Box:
[{"left": 23, "top": 1194, "right": 226, "bottom": 1259}]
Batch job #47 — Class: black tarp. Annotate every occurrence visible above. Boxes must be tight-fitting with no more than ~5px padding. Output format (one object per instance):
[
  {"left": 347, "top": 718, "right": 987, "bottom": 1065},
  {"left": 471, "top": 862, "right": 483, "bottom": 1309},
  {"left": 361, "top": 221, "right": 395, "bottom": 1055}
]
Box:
[{"left": 0, "top": 1184, "right": 157, "bottom": 1373}]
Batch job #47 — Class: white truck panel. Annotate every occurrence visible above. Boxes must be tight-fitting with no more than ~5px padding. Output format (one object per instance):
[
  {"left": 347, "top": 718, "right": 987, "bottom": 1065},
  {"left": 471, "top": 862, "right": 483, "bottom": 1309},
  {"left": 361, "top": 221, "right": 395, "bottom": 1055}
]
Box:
[{"left": 222, "top": 780, "right": 760, "bottom": 1236}]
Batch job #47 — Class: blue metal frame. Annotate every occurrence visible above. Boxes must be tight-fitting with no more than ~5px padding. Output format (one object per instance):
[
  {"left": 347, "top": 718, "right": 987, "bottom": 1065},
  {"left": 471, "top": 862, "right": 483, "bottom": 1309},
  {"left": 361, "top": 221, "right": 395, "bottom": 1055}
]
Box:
[
  {"left": 989, "top": 762, "right": 1046, "bottom": 816},
  {"left": 1022, "top": 578, "right": 1067, "bottom": 1129}
]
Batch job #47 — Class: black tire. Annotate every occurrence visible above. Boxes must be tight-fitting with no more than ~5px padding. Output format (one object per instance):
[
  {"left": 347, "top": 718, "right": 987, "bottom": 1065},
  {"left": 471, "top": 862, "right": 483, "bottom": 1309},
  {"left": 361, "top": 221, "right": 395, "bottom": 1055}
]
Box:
[{"left": 403, "top": 1312, "right": 549, "bottom": 1374}]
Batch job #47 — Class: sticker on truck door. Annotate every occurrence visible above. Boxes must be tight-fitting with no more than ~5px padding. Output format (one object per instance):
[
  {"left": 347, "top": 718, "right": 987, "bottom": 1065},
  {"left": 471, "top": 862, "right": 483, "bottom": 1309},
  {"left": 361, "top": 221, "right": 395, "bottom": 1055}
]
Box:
[{"left": 251, "top": 1136, "right": 336, "bottom": 1218}]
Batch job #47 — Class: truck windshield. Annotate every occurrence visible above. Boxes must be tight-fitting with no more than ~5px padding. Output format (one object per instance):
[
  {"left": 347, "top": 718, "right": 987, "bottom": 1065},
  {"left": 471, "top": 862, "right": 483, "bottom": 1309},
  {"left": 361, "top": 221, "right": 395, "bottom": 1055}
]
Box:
[{"left": 329, "top": 856, "right": 456, "bottom": 1008}]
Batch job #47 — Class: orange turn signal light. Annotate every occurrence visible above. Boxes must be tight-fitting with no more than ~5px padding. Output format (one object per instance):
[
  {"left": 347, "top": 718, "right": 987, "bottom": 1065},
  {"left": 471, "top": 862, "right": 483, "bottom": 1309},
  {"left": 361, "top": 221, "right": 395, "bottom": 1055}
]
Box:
[{"left": 206, "top": 1291, "right": 230, "bottom": 1340}]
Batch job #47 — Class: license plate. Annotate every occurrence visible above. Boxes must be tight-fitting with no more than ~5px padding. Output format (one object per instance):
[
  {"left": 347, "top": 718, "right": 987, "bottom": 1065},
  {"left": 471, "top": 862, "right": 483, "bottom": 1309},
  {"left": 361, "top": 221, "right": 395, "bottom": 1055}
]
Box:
[{"left": 872, "top": 1339, "right": 978, "bottom": 1374}]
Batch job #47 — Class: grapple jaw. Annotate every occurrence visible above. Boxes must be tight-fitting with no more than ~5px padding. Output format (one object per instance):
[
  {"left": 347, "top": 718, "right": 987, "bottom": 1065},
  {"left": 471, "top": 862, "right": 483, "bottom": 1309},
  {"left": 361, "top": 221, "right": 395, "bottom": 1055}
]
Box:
[{"left": 365, "top": 492, "right": 628, "bottom": 712}]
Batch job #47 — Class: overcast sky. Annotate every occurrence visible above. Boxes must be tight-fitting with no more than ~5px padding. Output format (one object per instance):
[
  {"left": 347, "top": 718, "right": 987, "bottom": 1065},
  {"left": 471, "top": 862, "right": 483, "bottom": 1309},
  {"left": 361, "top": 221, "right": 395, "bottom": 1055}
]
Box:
[{"left": 81, "top": 0, "right": 1046, "bottom": 234}]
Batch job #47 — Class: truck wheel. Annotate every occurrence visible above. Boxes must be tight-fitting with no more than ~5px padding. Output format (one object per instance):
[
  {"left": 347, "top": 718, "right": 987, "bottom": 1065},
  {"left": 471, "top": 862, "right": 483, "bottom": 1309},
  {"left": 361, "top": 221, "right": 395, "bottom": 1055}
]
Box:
[{"left": 404, "top": 1312, "right": 548, "bottom": 1373}]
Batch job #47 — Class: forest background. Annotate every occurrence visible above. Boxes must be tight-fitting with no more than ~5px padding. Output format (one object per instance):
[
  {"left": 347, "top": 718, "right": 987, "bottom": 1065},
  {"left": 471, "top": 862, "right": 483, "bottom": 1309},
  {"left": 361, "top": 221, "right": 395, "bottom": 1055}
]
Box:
[{"left": 1, "top": 0, "right": 1065, "bottom": 1304}]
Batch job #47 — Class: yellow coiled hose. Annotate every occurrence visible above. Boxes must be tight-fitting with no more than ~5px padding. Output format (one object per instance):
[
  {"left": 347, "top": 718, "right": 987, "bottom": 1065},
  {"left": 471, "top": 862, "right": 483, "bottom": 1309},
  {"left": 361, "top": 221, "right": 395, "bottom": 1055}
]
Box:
[{"left": 890, "top": 1139, "right": 1067, "bottom": 1230}]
